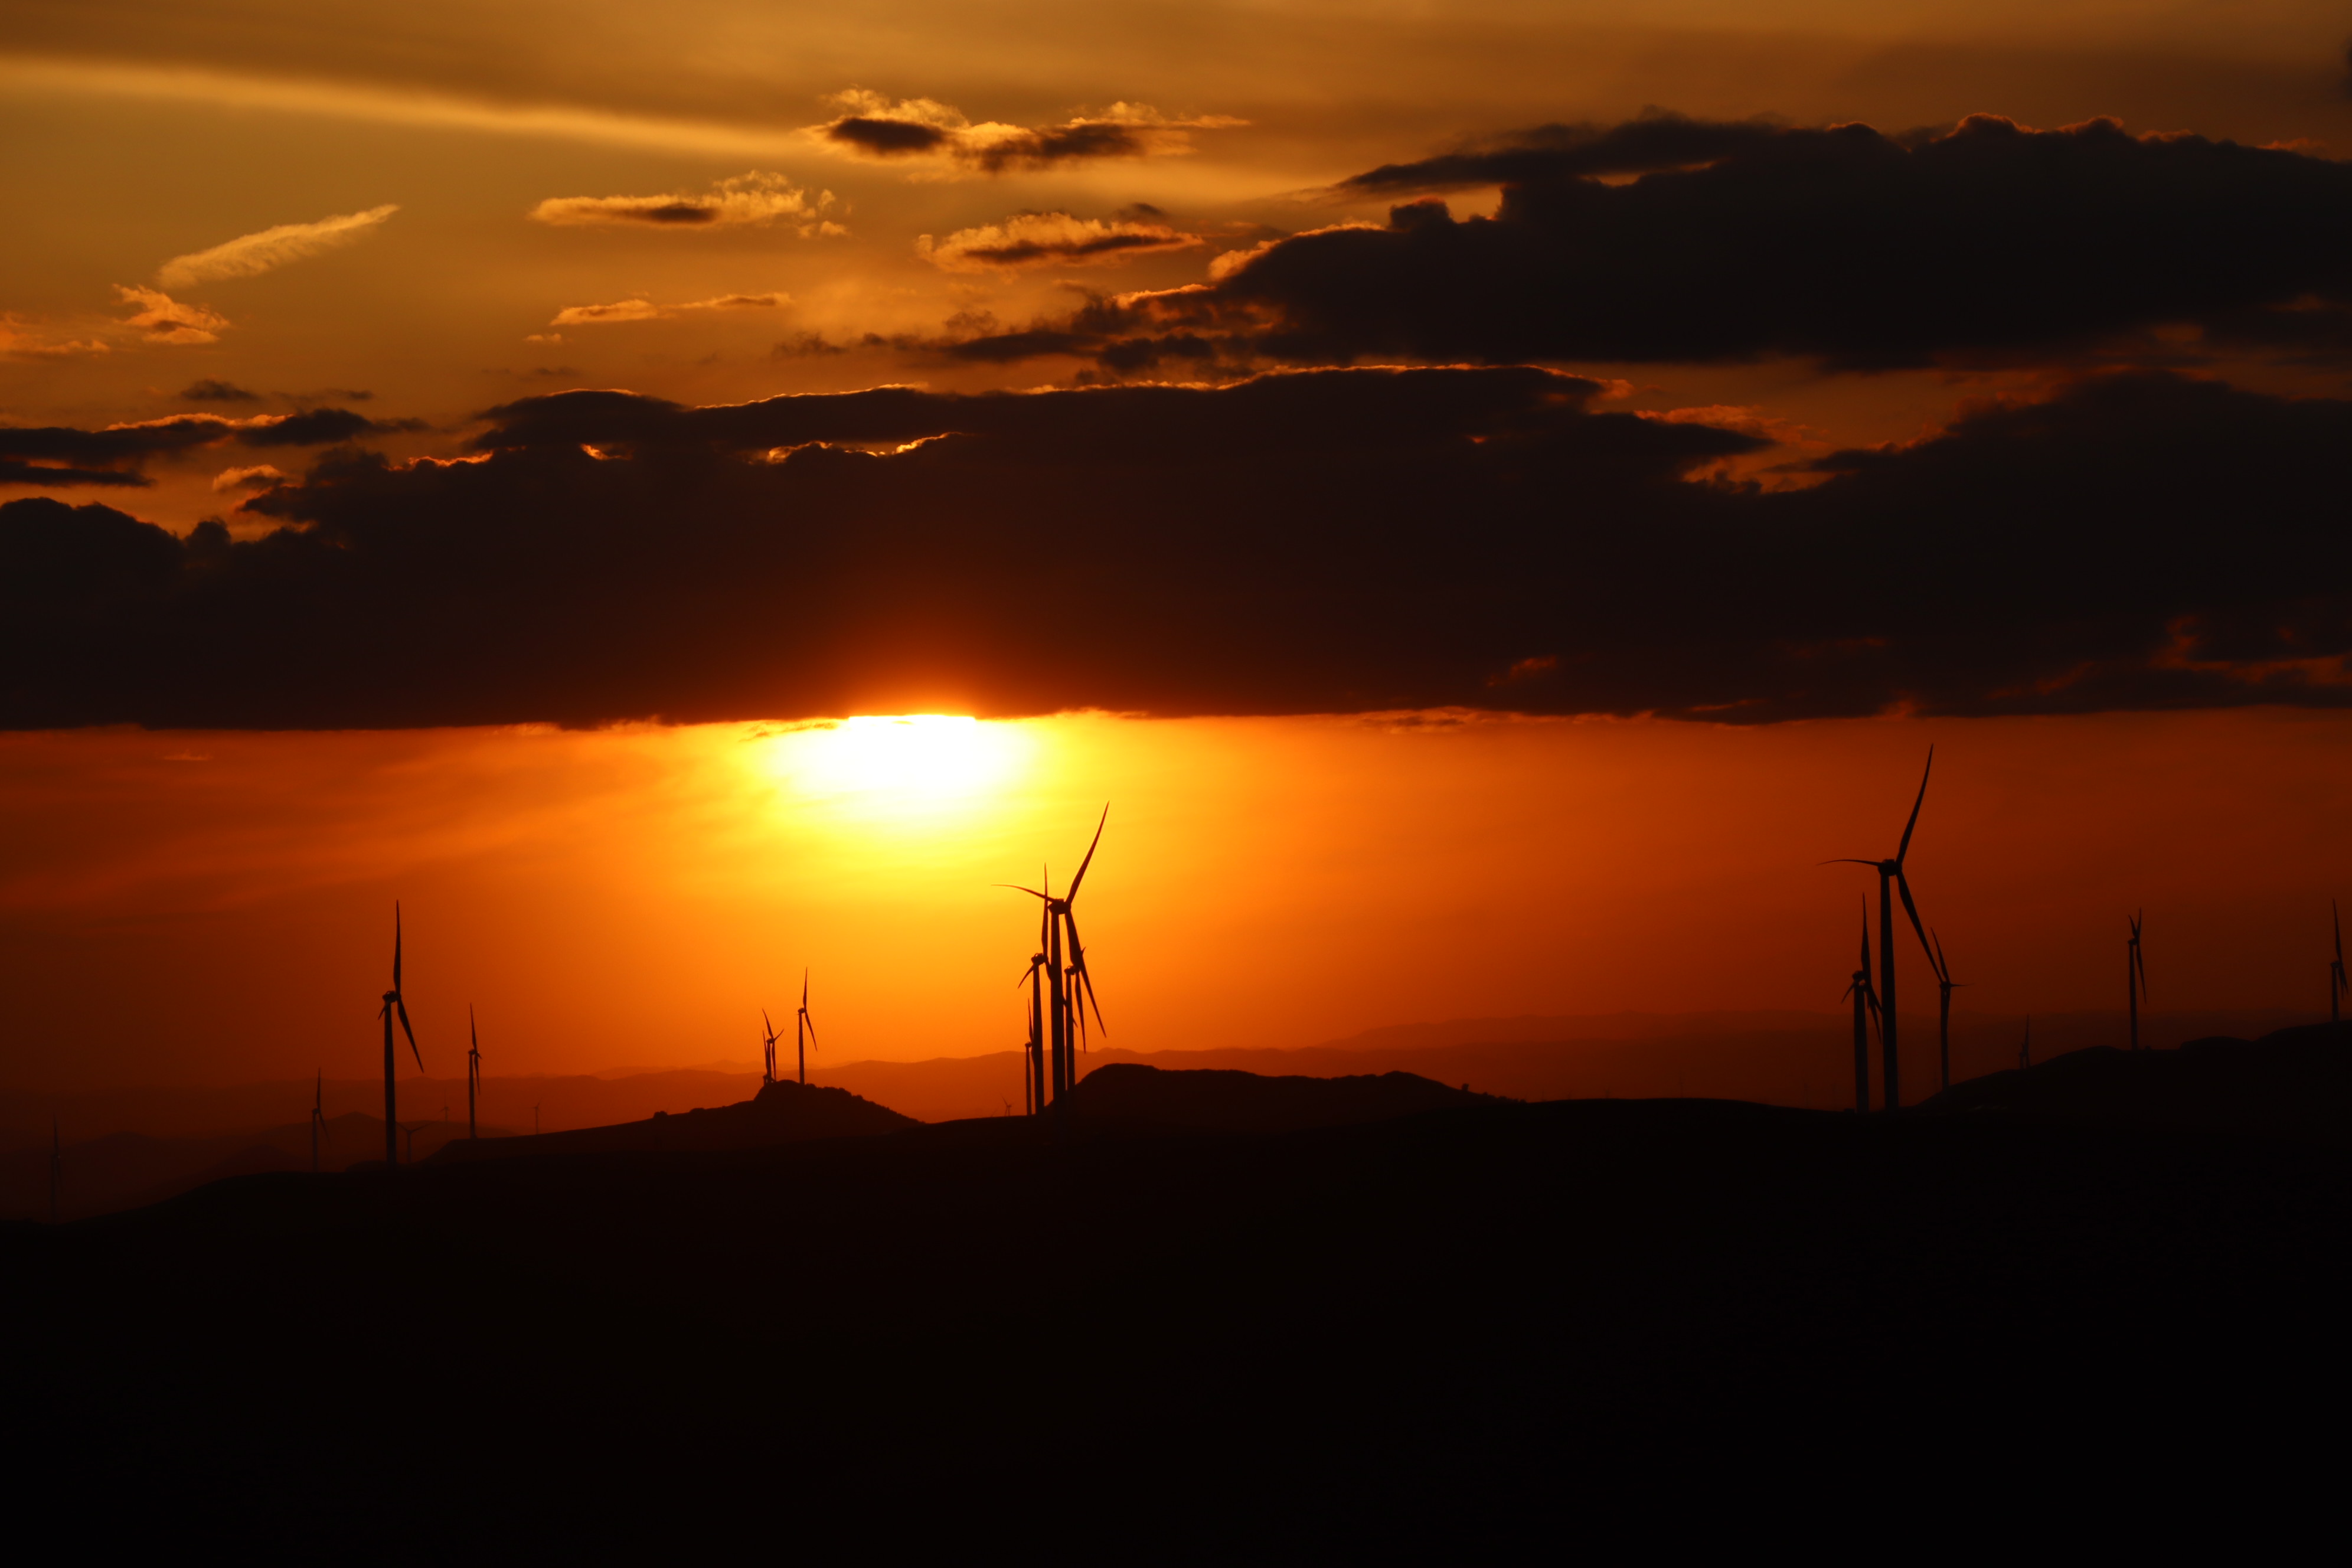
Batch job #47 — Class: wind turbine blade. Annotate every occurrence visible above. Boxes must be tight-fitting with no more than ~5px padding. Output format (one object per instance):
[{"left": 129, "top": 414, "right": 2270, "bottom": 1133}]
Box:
[
  {"left": 1066, "top": 805, "right": 1109, "bottom": 903},
  {"left": 470, "top": 1004, "right": 478, "bottom": 1053},
  {"left": 801, "top": 968, "right": 809, "bottom": 1010},
  {"left": 396, "top": 997, "right": 423, "bottom": 1072},
  {"left": 1078, "top": 966, "right": 1106, "bottom": 1034},
  {"left": 763, "top": 1008, "right": 775, "bottom": 1039},
  {"left": 1821, "top": 858, "right": 1881, "bottom": 867},
  {"left": 393, "top": 901, "right": 403, "bottom": 990},
  {"left": 1895, "top": 745, "right": 1933, "bottom": 865},
  {"left": 1895, "top": 871, "right": 1935, "bottom": 968},
  {"left": 997, "top": 884, "right": 1050, "bottom": 900}
]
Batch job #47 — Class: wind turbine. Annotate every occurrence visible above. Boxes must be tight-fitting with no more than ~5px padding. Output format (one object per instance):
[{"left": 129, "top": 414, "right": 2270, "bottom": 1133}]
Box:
[
  {"left": 2331, "top": 901, "right": 2346, "bottom": 1024},
  {"left": 380, "top": 903, "right": 424, "bottom": 1170},
  {"left": 1017, "top": 946, "right": 1047, "bottom": 1116},
  {"left": 311, "top": 1071, "right": 327, "bottom": 1172},
  {"left": 760, "top": 1009, "right": 780, "bottom": 1085},
  {"left": 1929, "top": 930, "right": 1966, "bottom": 1095},
  {"left": 1842, "top": 911, "right": 1880, "bottom": 1113},
  {"left": 1001, "top": 806, "right": 1109, "bottom": 1108},
  {"left": 1827, "top": 749, "right": 1936, "bottom": 1110},
  {"left": 398, "top": 1121, "right": 427, "bottom": 1164},
  {"left": 794, "top": 971, "right": 816, "bottom": 1086},
  {"left": 466, "top": 1006, "right": 482, "bottom": 1142},
  {"left": 2126, "top": 912, "right": 2147, "bottom": 1051}
]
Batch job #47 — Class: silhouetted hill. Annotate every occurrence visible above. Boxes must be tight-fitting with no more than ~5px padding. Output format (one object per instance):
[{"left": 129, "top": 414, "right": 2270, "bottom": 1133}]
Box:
[
  {"left": 1918, "top": 1022, "right": 2352, "bottom": 1136},
  {"left": 6, "top": 1096, "right": 2341, "bottom": 1552},
  {"left": 0, "top": 1111, "right": 511, "bottom": 1220},
  {"left": 1061, "top": 1063, "right": 1498, "bottom": 1132},
  {"left": 433, "top": 1077, "right": 917, "bottom": 1161}
]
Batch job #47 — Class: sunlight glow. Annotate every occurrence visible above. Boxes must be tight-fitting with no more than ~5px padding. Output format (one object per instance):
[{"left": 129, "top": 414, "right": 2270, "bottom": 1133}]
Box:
[{"left": 759, "top": 716, "right": 1033, "bottom": 818}]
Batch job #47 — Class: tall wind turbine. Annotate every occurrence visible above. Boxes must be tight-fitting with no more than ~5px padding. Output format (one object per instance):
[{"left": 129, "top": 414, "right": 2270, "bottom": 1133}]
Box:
[
  {"left": 2126, "top": 912, "right": 2147, "bottom": 1051},
  {"left": 760, "top": 1010, "right": 781, "bottom": 1085},
  {"left": 1929, "top": 930, "right": 1966, "bottom": 1095},
  {"left": 1827, "top": 749, "right": 1936, "bottom": 1110},
  {"left": 1842, "top": 912, "right": 1880, "bottom": 1113},
  {"left": 795, "top": 970, "right": 816, "bottom": 1086},
  {"left": 466, "top": 1006, "right": 482, "bottom": 1143},
  {"left": 312, "top": 1071, "right": 327, "bottom": 1172},
  {"left": 380, "top": 903, "right": 424, "bottom": 1170},
  {"left": 2331, "top": 902, "right": 2346, "bottom": 1024},
  {"left": 1001, "top": 807, "right": 1109, "bottom": 1108}
]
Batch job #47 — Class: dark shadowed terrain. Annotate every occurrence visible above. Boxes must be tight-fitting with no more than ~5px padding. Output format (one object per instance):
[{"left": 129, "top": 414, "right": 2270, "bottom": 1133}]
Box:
[{"left": 4, "top": 1042, "right": 2345, "bottom": 1552}]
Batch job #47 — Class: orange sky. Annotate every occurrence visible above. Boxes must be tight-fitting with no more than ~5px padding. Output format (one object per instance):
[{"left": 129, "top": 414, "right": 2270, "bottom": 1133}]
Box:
[
  {"left": 8, "top": 5, "right": 2352, "bottom": 1096},
  {"left": 6, "top": 707, "right": 2351, "bottom": 1090}
]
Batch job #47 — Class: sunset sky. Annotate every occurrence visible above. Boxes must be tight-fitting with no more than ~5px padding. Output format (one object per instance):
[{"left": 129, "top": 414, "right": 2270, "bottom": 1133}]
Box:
[{"left": 6, "top": 2, "right": 2352, "bottom": 1093}]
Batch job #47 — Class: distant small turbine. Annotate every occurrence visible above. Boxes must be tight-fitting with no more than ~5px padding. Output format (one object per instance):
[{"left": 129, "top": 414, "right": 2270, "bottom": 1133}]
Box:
[
  {"left": 1841, "top": 910, "right": 1880, "bottom": 1113},
  {"left": 311, "top": 1071, "right": 327, "bottom": 1172},
  {"left": 2331, "top": 901, "right": 2347, "bottom": 1024},
  {"left": 398, "top": 1121, "right": 427, "bottom": 1164},
  {"left": 2126, "top": 912, "right": 2148, "bottom": 1051},
  {"left": 466, "top": 1006, "right": 483, "bottom": 1142},
  {"left": 379, "top": 903, "right": 424, "bottom": 1170},
  {"left": 760, "top": 1009, "right": 782, "bottom": 1085},
  {"left": 795, "top": 971, "right": 817, "bottom": 1086},
  {"left": 1929, "top": 930, "right": 1966, "bottom": 1096}
]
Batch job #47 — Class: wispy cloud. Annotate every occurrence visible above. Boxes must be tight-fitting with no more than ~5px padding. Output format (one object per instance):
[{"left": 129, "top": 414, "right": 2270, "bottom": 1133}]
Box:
[
  {"left": 158, "top": 205, "right": 398, "bottom": 289},
  {"left": 528, "top": 172, "right": 839, "bottom": 231},
  {"left": 113, "top": 286, "right": 230, "bottom": 344},
  {"left": 548, "top": 292, "right": 791, "bottom": 327},
  {"left": 1, "top": 315, "right": 111, "bottom": 359},
  {"left": 211, "top": 464, "right": 287, "bottom": 494},
  {"left": 809, "top": 91, "right": 1243, "bottom": 177},
  {"left": 919, "top": 208, "right": 1203, "bottom": 270}
]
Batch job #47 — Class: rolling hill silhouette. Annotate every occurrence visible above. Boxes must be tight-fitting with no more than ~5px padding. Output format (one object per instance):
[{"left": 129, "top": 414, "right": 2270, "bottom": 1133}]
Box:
[
  {"left": 1060, "top": 1063, "right": 1499, "bottom": 1132},
  {"left": 6, "top": 1048, "right": 2345, "bottom": 1553},
  {"left": 433, "top": 1076, "right": 916, "bottom": 1160},
  {"left": 1920, "top": 1021, "right": 2352, "bottom": 1136}
]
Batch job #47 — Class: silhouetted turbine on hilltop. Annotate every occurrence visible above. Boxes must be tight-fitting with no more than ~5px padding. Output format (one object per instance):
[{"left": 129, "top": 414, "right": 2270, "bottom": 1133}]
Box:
[
  {"left": 1826, "top": 749, "right": 1937, "bottom": 1110},
  {"left": 1842, "top": 910, "right": 1880, "bottom": 1113},
  {"left": 1001, "top": 806, "right": 1110, "bottom": 1109},
  {"left": 795, "top": 971, "right": 818, "bottom": 1086},
  {"left": 761, "top": 1008, "right": 782, "bottom": 1086},
  {"left": 2126, "top": 912, "right": 2148, "bottom": 1051},
  {"left": 466, "top": 1006, "right": 482, "bottom": 1142},
  {"left": 1017, "top": 939, "right": 1047, "bottom": 1116},
  {"left": 379, "top": 904, "right": 424, "bottom": 1170},
  {"left": 1930, "top": 929, "right": 1966, "bottom": 1096},
  {"left": 2331, "top": 902, "right": 2346, "bottom": 1024}
]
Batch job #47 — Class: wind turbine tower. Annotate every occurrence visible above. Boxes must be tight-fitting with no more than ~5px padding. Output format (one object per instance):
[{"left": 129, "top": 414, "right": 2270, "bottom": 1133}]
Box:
[
  {"left": 1930, "top": 930, "right": 1965, "bottom": 1095},
  {"left": 2332, "top": 901, "right": 2346, "bottom": 1024},
  {"left": 1828, "top": 750, "right": 1938, "bottom": 1110},
  {"left": 1843, "top": 913, "right": 1879, "bottom": 1113},
  {"left": 467, "top": 1006, "right": 482, "bottom": 1142},
  {"left": 795, "top": 971, "right": 816, "bottom": 1085},
  {"left": 380, "top": 904, "right": 424, "bottom": 1170},
  {"left": 2126, "top": 912, "right": 2147, "bottom": 1051}
]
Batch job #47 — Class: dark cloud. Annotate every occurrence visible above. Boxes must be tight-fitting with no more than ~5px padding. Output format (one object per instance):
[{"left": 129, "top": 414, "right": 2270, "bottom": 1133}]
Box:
[
  {"left": 1331, "top": 110, "right": 1792, "bottom": 195},
  {"left": 3, "top": 368, "right": 2348, "bottom": 730},
  {"left": 826, "top": 117, "right": 953, "bottom": 156},
  {"left": 964, "top": 120, "right": 1145, "bottom": 172},
  {"left": 968, "top": 113, "right": 2352, "bottom": 372},
  {"left": 0, "top": 409, "right": 426, "bottom": 488},
  {"left": 179, "top": 379, "right": 262, "bottom": 403}
]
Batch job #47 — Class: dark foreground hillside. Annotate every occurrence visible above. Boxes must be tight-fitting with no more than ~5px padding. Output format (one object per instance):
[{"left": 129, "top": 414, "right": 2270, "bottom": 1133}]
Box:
[{"left": 4, "top": 1086, "right": 2346, "bottom": 1553}]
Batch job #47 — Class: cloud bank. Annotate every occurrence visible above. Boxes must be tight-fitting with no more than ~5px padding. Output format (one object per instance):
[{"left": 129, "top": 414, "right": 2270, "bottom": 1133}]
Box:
[
  {"left": 547, "top": 292, "right": 792, "bottom": 326},
  {"left": 0, "top": 407, "right": 424, "bottom": 488},
  {"left": 943, "top": 114, "right": 2352, "bottom": 373},
  {"left": 4, "top": 367, "right": 2347, "bottom": 729},
  {"left": 156, "top": 205, "right": 398, "bottom": 288}
]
